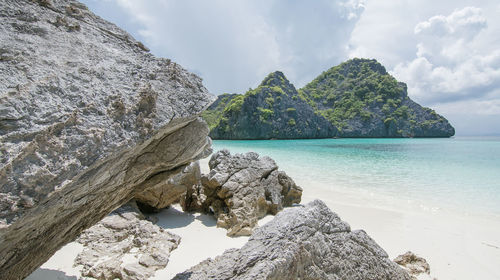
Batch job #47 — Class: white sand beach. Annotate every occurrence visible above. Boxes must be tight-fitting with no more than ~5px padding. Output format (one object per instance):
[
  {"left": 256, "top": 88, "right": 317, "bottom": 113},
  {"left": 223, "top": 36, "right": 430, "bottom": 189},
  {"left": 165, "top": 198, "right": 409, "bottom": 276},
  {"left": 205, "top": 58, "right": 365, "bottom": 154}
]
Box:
[{"left": 28, "top": 157, "right": 500, "bottom": 280}]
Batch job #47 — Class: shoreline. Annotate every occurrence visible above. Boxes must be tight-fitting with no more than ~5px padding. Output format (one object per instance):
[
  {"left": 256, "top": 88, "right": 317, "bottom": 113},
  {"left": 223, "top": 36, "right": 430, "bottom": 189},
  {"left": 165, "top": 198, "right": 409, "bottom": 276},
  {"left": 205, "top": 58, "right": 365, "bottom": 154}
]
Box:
[
  {"left": 300, "top": 188, "right": 500, "bottom": 280},
  {"left": 29, "top": 157, "right": 500, "bottom": 280}
]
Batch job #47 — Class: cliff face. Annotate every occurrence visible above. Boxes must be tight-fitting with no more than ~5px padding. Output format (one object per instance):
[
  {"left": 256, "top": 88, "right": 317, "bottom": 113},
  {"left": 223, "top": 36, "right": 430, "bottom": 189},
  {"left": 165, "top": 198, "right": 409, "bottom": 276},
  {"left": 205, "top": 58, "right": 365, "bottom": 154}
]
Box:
[
  {"left": 0, "top": 0, "right": 213, "bottom": 278},
  {"left": 204, "top": 59, "right": 454, "bottom": 139},
  {"left": 204, "top": 71, "right": 337, "bottom": 139},
  {"left": 300, "top": 58, "right": 455, "bottom": 137}
]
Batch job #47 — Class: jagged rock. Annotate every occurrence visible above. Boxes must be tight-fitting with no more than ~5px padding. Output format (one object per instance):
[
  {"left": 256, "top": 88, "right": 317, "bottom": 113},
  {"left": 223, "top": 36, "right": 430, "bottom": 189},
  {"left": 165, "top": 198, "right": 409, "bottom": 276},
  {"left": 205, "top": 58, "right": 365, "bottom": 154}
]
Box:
[
  {"left": 0, "top": 0, "right": 213, "bottom": 278},
  {"left": 181, "top": 150, "right": 302, "bottom": 236},
  {"left": 135, "top": 161, "right": 202, "bottom": 212},
  {"left": 394, "top": 251, "right": 431, "bottom": 278},
  {"left": 173, "top": 200, "right": 411, "bottom": 280},
  {"left": 75, "top": 201, "right": 180, "bottom": 280}
]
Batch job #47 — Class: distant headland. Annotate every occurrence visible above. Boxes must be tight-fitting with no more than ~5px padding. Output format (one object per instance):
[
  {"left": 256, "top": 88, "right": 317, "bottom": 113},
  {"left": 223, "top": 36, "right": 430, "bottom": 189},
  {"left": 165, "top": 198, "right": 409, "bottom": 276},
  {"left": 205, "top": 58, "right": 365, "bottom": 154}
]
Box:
[{"left": 203, "top": 58, "right": 455, "bottom": 139}]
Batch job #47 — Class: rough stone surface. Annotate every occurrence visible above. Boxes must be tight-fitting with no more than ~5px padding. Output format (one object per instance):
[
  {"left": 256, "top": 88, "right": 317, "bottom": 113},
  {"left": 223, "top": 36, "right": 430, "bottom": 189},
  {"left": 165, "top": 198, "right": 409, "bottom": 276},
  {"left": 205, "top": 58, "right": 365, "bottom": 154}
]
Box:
[
  {"left": 75, "top": 201, "right": 180, "bottom": 280},
  {"left": 0, "top": 0, "right": 213, "bottom": 278},
  {"left": 181, "top": 150, "right": 302, "bottom": 236},
  {"left": 394, "top": 251, "right": 431, "bottom": 279},
  {"left": 174, "top": 200, "right": 411, "bottom": 280},
  {"left": 135, "top": 161, "right": 201, "bottom": 212}
]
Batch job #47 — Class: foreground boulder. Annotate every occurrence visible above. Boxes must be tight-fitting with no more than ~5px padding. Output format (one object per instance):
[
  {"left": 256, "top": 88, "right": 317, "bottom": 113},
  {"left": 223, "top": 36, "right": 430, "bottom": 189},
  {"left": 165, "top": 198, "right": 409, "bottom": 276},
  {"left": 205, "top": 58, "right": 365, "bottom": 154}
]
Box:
[
  {"left": 0, "top": 0, "right": 213, "bottom": 278},
  {"left": 174, "top": 200, "right": 411, "bottom": 280},
  {"left": 181, "top": 150, "right": 302, "bottom": 236},
  {"left": 75, "top": 202, "right": 180, "bottom": 280}
]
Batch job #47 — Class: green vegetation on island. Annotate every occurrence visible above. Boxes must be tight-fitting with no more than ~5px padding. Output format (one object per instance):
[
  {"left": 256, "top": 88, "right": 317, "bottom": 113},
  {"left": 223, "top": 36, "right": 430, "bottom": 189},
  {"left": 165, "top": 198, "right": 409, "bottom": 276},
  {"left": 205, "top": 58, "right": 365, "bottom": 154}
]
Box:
[
  {"left": 203, "top": 58, "right": 455, "bottom": 139},
  {"left": 203, "top": 71, "right": 336, "bottom": 139}
]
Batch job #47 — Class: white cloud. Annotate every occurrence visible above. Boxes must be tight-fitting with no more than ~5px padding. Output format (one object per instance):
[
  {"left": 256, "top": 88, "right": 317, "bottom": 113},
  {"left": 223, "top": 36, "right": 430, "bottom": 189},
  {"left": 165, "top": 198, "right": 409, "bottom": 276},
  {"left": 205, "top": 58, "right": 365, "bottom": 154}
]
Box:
[
  {"left": 392, "top": 7, "right": 500, "bottom": 106},
  {"left": 84, "top": 0, "right": 364, "bottom": 94},
  {"left": 80, "top": 0, "right": 500, "bottom": 135}
]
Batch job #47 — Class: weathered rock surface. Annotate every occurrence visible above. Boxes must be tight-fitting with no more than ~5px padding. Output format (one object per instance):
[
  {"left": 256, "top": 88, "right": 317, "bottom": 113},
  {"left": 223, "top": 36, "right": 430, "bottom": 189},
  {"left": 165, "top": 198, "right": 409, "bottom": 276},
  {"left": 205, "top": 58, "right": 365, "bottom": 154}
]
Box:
[
  {"left": 135, "top": 161, "right": 201, "bottom": 212},
  {"left": 174, "top": 200, "right": 411, "bottom": 280},
  {"left": 394, "top": 251, "right": 431, "bottom": 279},
  {"left": 181, "top": 150, "right": 302, "bottom": 236},
  {"left": 75, "top": 201, "right": 180, "bottom": 280},
  {"left": 0, "top": 0, "right": 213, "bottom": 278}
]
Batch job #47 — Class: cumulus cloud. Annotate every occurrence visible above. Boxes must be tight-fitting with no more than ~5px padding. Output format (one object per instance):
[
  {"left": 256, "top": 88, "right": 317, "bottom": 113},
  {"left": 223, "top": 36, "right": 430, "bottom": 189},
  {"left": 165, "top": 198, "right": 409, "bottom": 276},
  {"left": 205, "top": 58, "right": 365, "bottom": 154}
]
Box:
[
  {"left": 392, "top": 7, "right": 500, "bottom": 106},
  {"left": 83, "top": 0, "right": 364, "bottom": 94}
]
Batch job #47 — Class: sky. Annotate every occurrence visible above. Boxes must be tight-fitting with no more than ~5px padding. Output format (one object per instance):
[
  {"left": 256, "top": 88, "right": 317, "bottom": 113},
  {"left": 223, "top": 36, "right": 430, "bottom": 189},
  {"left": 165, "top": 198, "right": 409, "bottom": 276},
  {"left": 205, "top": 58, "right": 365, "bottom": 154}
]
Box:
[{"left": 81, "top": 0, "right": 500, "bottom": 136}]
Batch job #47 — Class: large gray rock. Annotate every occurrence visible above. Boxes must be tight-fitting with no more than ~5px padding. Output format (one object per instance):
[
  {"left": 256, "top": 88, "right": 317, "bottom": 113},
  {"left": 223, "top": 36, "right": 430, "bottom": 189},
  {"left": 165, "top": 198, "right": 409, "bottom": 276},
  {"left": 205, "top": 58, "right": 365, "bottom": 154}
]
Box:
[
  {"left": 75, "top": 202, "right": 180, "bottom": 280},
  {"left": 135, "top": 161, "right": 202, "bottom": 212},
  {"left": 181, "top": 150, "right": 302, "bottom": 236},
  {"left": 174, "top": 200, "right": 411, "bottom": 280},
  {"left": 0, "top": 0, "right": 213, "bottom": 278}
]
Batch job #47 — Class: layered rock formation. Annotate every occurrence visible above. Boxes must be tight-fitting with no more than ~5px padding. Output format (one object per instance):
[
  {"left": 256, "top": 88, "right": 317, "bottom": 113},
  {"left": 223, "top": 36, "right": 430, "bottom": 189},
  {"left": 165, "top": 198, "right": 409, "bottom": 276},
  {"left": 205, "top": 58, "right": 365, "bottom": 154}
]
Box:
[
  {"left": 135, "top": 161, "right": 202, "bottom": 212},
  {"left": 75, "top": 202, "right": 180, "bottom": 280},
  {"left": 181, "top": 150, "right": 302, "bottom": 236},
  {"left": 0, "top": 0, "right": 213, "bottom": 278},
  {"left": 174, "top": 200, "right": 411, "bottom": 280},
  {"left": 204, "top": 71, "right": 337, "bottom": 139},
  {"left": 203, "top": 59, "right": 455, "bottom": 139}
]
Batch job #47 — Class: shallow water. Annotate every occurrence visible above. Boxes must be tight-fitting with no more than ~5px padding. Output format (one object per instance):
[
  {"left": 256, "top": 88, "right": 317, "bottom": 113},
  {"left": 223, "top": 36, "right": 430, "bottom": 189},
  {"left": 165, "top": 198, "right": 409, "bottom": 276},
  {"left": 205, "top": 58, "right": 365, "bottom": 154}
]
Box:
[{"left": 212, "top": 137, "right": 500, "bottom": 217}]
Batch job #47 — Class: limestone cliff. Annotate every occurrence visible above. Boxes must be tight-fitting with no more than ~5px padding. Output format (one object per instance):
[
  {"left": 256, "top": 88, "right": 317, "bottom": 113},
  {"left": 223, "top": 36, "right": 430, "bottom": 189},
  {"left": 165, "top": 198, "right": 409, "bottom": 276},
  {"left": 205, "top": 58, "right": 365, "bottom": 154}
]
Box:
[
  {"left": 204, "top": 59, "right": 454, "bottom": 139},
  {"left": 0, "top": 0, "right": 213, "bottom": 278},
  {"left": 300, "top": 58, "right": 455, "bottom": 137},
  {"left": 204, "top": 71, "right": 337, "bottom": 139}
]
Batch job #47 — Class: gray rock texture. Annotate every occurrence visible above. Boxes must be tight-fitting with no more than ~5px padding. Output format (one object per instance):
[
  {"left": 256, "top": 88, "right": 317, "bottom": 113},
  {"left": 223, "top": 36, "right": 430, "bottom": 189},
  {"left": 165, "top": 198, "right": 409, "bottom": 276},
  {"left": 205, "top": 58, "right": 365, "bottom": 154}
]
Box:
[
  {"left": 394, "top": 251, "right": 431, "bottom": 279},
  {"left": 174, "top": 200, "right": 411, "bottom": 280},
  {"left": 181, "top": 150, "right": 302, "bottom": 236},
  {"left": 135, "top": 161, "right": 202, "bottom": 212},
  {"left": 75, "top": 202, "right": 180, "bottom": 280},
  {"left": 0, "top": 0, "right": 213, "bottom": 278}
]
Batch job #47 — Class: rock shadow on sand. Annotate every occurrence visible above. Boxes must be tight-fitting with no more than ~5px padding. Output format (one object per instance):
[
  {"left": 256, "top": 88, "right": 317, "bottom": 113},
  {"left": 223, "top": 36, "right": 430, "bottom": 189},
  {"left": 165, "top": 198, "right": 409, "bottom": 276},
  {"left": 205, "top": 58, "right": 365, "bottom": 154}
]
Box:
[
  {"left": 195, "top": 213, "right": 217, "bottom": 227},
  {"left": 154, "top": 206, "right": 195, "bottom": 229},
  {"left": 26, "top": 268, "right": 77, "bottom": 280}
]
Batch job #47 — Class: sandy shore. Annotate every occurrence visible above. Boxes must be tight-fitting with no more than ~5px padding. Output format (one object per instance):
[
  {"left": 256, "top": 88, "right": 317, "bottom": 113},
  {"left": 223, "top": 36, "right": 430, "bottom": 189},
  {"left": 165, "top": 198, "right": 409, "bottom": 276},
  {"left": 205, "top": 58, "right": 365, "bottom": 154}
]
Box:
[{"left": 28, "top": 157, "right": 500, "bottom": 279}]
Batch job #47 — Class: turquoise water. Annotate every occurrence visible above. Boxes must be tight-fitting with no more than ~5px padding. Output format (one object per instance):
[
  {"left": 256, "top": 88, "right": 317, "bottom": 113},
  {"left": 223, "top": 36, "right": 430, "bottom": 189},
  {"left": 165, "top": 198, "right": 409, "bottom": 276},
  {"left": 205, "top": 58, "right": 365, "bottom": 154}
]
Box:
[{"left": 211, "top": 137, "right": 500, "bottom": 217}]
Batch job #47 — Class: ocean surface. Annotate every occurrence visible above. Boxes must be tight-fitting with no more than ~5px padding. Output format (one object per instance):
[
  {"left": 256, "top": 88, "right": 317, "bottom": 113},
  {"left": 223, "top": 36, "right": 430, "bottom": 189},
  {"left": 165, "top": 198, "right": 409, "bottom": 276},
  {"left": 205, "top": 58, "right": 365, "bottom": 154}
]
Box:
[{"left": 211, "top": 137, "right": 500, "bottom": 217}]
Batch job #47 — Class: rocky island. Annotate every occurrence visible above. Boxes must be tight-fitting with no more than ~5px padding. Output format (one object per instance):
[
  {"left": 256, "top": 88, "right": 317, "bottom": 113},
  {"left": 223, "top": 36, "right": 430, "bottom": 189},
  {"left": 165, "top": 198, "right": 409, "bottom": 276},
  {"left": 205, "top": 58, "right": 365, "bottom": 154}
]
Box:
[{"left": 203, "top": 58, "right": 455, "bottom": 139}]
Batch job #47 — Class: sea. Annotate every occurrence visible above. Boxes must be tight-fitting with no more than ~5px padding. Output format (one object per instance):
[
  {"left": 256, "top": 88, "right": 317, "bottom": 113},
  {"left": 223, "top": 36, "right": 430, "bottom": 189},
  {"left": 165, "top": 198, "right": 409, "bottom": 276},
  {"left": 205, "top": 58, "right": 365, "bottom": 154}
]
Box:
[{"left": 210, "top": 137, "right": 500, "bottom": 218}]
